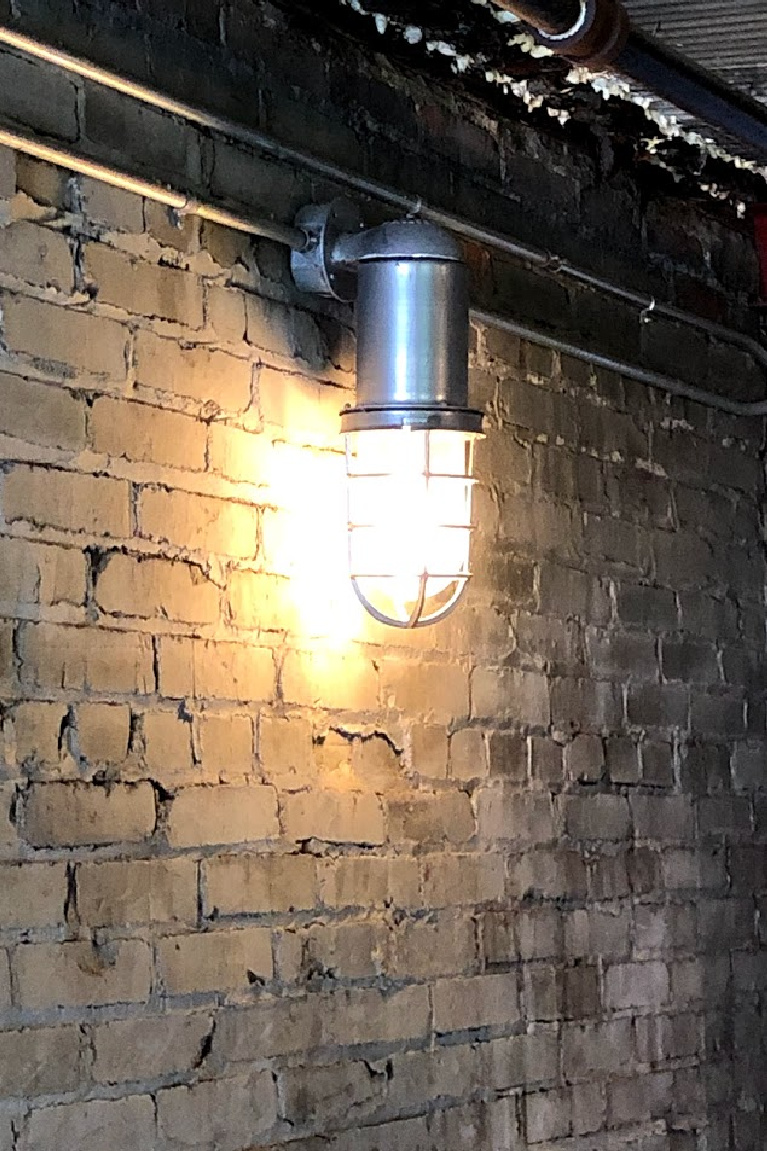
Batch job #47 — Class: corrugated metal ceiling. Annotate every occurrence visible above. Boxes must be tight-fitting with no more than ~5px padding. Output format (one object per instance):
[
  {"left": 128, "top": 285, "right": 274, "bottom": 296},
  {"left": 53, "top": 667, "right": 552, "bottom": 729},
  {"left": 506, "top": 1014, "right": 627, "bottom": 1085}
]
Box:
[{"left": 623, "top": 0, "right": 767, "bottom": 103}]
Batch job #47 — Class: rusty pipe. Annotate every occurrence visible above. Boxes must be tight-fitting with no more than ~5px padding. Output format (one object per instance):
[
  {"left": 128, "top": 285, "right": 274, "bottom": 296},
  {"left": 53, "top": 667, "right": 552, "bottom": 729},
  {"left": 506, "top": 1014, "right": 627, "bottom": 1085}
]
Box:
[
  {"left": 496, "top": 0, "right": 630, "bottom": 67},
  {"left": 496, "top": 0, "right": 767, "bottom": 157}
]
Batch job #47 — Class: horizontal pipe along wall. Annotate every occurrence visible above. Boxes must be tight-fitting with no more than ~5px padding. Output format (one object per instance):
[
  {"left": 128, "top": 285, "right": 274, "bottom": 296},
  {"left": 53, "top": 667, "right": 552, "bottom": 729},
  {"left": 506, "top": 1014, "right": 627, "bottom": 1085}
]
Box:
[{"left": 0, "top": 2, "right": 763, "bottom": 1149}]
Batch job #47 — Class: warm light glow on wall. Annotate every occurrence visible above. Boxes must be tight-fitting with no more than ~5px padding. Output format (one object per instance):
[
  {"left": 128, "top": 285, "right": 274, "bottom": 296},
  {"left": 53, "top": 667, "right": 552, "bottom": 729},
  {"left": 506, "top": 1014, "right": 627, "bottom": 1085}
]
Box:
[{"left": 266, "top": 442, "right": 363, "bottom": 642}]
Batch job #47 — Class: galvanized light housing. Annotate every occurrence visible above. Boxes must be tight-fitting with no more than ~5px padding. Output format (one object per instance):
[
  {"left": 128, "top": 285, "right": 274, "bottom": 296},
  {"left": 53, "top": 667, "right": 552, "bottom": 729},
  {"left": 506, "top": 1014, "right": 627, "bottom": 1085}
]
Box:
[{"left": 292, "top": 201, "right": 483, "bottom": 628}]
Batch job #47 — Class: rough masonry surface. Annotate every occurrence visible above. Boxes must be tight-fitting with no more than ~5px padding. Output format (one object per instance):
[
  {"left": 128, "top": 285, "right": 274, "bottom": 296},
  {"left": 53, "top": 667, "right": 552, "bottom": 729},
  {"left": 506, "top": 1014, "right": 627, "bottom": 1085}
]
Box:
[{"left": 0, "top": 2, "right": 763, "bottom": 1149}]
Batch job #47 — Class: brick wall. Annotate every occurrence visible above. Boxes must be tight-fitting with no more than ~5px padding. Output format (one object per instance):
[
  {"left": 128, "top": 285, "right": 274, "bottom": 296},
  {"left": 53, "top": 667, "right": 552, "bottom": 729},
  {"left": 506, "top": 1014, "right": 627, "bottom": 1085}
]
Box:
[{"left": 0, "top": 3, "right": 764, "bottom": 1149}]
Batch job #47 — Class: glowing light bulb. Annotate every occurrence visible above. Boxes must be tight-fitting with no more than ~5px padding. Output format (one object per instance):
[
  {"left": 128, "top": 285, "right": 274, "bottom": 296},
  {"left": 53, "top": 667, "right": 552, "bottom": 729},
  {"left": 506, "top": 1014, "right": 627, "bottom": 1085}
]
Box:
[{"left": 346, "top": 425, "right": 478, "bottom": 628}]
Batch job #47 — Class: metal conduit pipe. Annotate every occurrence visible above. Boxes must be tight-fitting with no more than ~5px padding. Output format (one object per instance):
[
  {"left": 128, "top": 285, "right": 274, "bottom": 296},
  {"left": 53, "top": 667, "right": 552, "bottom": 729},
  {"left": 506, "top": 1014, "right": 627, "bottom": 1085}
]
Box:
[
  {"left": 495, "top": 0, "right": 581, "bottom": 35},
  {"left": 0, "top": 124, "right": 306, "bottom": 250},
  {"left": 470, "top": 309, "right": 767, "bottom": 416},
  {"left": 495, "top": 0, "right": 767, "bottom": 159},
  {"left": 0, "top": 28, "right": 766, "bottom": 417},
  {"left": 1, "top": 26, "right": 764, "bottom": 363}
]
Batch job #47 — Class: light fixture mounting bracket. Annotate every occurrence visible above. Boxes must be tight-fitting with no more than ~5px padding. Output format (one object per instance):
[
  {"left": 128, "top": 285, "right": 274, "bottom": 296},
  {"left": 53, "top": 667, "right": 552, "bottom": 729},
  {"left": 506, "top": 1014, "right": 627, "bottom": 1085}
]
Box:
[{"left": 291, "top": 199, "right": 362, "bottom": 302}]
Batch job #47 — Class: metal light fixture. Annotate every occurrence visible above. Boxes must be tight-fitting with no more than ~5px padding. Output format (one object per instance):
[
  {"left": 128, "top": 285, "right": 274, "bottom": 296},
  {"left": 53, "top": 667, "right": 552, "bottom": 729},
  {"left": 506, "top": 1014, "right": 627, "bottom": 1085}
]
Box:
[{"left": 291, "top": 201, "right": 483, "bottom": 629}]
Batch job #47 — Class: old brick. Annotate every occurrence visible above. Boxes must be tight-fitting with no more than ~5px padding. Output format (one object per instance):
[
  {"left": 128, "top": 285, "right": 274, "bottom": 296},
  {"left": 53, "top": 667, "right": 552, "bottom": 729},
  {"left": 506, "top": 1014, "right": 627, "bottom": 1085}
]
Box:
[
  {"left": 12, "top": 701, "right": 66, "bottom": 766},
  {"left": 258, "top": 714, "right": 313, "bottom": 787},
  {"left": 486, "top": 731, "right": 527, "bottom": 781},
  {"left": 563, "top": 794, "right": 630, "bottom": 840},
  {"left": 282, "top": 649, "right": 378, "bottom": 712},
  {"left": 0, "top": 221, "right": 72, "bottom": 290},
  {"left": 282, "top": 791, "right": 384, "bottom": 846},
  {"left": 77, "top": 702, "right": 131, "bottom": 764},
  {"left": 258, "top": 366, "right": 341, "bottom": 445},
  {"left": 138, "top": 486, "right": 259, "bottom": 559},
  {"left": 214, "top": 997, "right": 321, "bottom": 1063},
  {"left": 0, "top": 146, "right": 13, "bottom": 205},
  {"left": 550, "top": 677, "right": 623, "bottom": 733},
  {"left": 0, "top": 52, "right": 78, "bottom": 140},
  {"left": 198, "top": 713, "right": 254, "bottom": 776},
  {"left": 530, "top": 737, "right": 564, "bottom": 785},
  {"left": 208, "top": 422, "right": 271, "bottom": 484},
  {"left": 698, "top": 794, "right": 752, "bottom": 837},
  {"left": 23, "top": 782, "right": 155, "bottom": 847},
  {"left": 2, "top": 295, "right": 129, "bottom": 378},
  {"left": 631, "top": 795, "right": 695, "bottom": 842},
  {"left": 392, "top": 912, "right": 476, "bottom": 978},
  {"left": 157, "top": 928, "right": 273, "bottom": 994},
  {"left": 564, "top": 965, "right": 600, "bottom": 1022},
  {"left": 565, "top": 908, "right": 631, "bottom": 960},
  {"left": 90, "top": 397, "right": 207, "bottom": 470},
  {"left": 167, "top": 785, "right": 278, "bottom": 847},
  {"left": 78, "top": 857, "right": 197, "bottom": 926},
  {"left": 606, "top": 736, "right": 640, "bottom": 784},
  {"left": 79, "top": 176, "right": 144, "bottom": 233},
  {"left": 85, "top": 86, "right": 202, "bottom": 185},
  {"left": 662, "top": 638, "right": 720, "bottom": 684},
  {"left": 382, "top": 660, "right": 469, "bottom": 722},
  {"left": 0, "top": 862, "right": 66, "bottom": 929},
  {"left": 476, "top": 788, "right": 556, "bottom": 845},
  {"left": 389, "top": 791, "right": 475, "bottom": 845},
  {"left": 227, "top": 570, "right": 297, "bottom": 633},
  {"left": 0, "top": 784, "right": 18, "bottom": 856},
  {"left": 411, "top": 723, "right": 449, "bottom": 778},
  {"left": 525, "top": 1089, "right": 570, "bottom": 1143},
  {"left": 296, "top": 921, "right": 382, "bottom": 981},
  {"left": 19, "top": 624, "right": 154, "bottom": 693},
  {"left": 690, "top": 689, "right": 746, "bottom": 737},
  {"left": 240, "top": 292, "right": 291, "bottom": 360},
  {"left": 471, "top": 667, "right": 549, "bottom": 727},
  {"left": 319, "top": 856, "right": 420, "bottom": 910},
  {"left": 604, "top": 961, "right": 669, "bottom": 1010},
  {"left": 421, "top": 852, "right": 503, "bottom": 907},
  {"left": 20, "top": 1097, "right": 155, "bottom": 1151},
  {"left": 141, "top": 708, "right": 194, "bottom": 780},
  {"left": 92, "top": 1013, "right": 212, "bottom": 1084},
  {"left": 0, "top": 621, "right": 13, "bottom": 693},
  {"left": 4, "top": 465, "right": 130, "bottom": 537},
  {"left": 508, "top": 848, "right": 587, "bottom": 901},
  {"left": 14, "top": 938, "right": 151, "bottom": 1008},
  {"left": 538, "top": 563, "right": 611, "bottom": 624},
  {"left": 641, "top": 740, "right": 674, "bottom": 786},
  {"left": 0, "top": 1026, "right": 81, "bottom": 1096},
  {"left": 135, "top": 329, "right": 252, "bottom": 410},
  {"left": 159, "top": 637, "right": 274, "bottom": 703},
  {"left": 206, "top": 284, "right": 246, "bottom": 344},
  {"left": 204, "top": 853, "right": 318, "bottom": 916},
  {"left": 0, "top": 539, "right": 85, "bottom": 607},
  {"left": 157, "top": 1075, "right": 277, "bottom": 1149},
  {"left": 279, "top": 1060, "right": 385, "bottom": 1130},
  {"left": 85, "top": 243, "right": 203, "bottom": 326},
  {"left": 517, "top": 907, "right": 563, "bottom": 961},
  {"left": 610, "top": 1070, "right": 674, "bottom": 1124},
  {"left": 627, "top": 683, "right": 688, "bottom": 730},
  {"left": 331, "top": 985, "right": 431, "bottom": 1049},
  {"left": 562, "top": 1019, "right": 633, "bottom": 1081},
  {"left": 587, "top": 629, "right": 658, "bottom": 681},
  {"left": 95, "top": 555, "right": 219, "bottom": 624},
  {"left": 566, "top": 734, "right": 604, "bottom": 782},
  {"left": 434, "top": 972, "right": 519, "bottom": 1034},
  {"left": 0, "top": 371, "right": 85, "bottom": 449}
]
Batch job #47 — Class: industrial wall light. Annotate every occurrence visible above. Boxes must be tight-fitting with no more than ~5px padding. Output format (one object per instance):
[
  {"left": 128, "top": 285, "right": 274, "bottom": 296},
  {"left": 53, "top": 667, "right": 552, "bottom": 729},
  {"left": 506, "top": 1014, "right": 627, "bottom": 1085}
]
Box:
[{"left": 291, "top": 201, "right": 483, "bottom": 629}]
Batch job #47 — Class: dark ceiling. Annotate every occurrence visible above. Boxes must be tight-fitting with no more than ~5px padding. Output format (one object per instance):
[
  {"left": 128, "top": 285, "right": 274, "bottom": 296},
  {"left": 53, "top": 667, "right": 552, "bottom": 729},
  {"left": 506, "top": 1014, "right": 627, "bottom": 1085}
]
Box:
[
  {"left": 624, "top": 0, "right": 767, "bottom": 107},
  {"left": 319, "top": 0, "right": 767, "bottom": 185}
]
